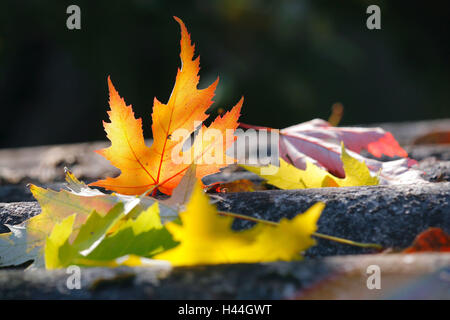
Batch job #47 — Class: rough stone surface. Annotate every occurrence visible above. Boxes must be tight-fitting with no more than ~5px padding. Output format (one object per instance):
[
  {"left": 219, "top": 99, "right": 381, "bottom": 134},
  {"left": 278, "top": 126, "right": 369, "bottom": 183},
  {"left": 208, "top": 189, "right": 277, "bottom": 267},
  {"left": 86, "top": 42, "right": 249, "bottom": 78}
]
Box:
[
  {"left": 0, "top": 254, "right": 448, "bottom": 299},
  {"left": 419, "top": 160, "right": 450, "bottom": 182},
  {"left": 373, "top": 118, "right": 450, "bottom": 146},
  {"left": 406, "top": 145, "right": 450, "bottom": 162},
  {"left": 217, "top": 182, "right": 450, "bottom": 256},
  {"left": 0, "top": 202, "right": 41, "bottom": 227},
  {"left": 0, "top": 141, "right": 117, "bottom": 185},
  {"left": 1, "top": 156, "right": 450, "bottom": 203},
  {"left": 0, "top": 183, "right": 66, "bottom": 203},
  {"left": 1, "top": 182, "right": 449, "bottom": 257}
]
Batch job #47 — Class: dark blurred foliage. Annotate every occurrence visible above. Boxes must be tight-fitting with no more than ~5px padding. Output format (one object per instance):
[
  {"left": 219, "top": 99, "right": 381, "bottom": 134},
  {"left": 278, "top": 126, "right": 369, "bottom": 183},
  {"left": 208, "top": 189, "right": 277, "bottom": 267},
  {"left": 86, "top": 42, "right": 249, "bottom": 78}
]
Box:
[{"left": 0, "top": 0, "right": 448, "bottom": 148}]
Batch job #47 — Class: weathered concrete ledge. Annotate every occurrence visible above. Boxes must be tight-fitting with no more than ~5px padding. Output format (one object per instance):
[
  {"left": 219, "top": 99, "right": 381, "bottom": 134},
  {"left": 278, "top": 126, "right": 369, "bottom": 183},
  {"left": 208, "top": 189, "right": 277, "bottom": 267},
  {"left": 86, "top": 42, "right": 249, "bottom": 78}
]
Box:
[
  {"left": 1, "top": 159, "right": 449, "bottom": 203},
  {"left": 370, "top": 118, "right": 450, "bottom": 146},
  {"left": 1, "top": 119, "right": 449, "bottom": 186},
  {"left": 0, "top": 253, "right": 448, "bottom": 299},
  {"left": 1, "top": 182, "right": 449, "bottom": 256},
  {"left": 0, "top": 141, "right": 116, "bottom": 185},
  {"left": 217, "top": 182, "right": 450, "bottom": 256}
]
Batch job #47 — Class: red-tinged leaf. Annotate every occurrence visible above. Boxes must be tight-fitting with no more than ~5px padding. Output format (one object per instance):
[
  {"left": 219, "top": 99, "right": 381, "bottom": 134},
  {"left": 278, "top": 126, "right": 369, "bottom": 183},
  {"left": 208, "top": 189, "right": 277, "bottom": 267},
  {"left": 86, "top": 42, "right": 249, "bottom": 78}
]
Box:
[
  {"left": 403, "top": 228, "right": 450, "bottom": 253},
  {"left": 281, "top": 118, "right": 407, "bottom": 163},
  {"left": 279, "top": 129, "right": 420, "bottom": 183},
  {"left": 241, "top": 118, "right": 422, "bottom": 184},
  {"left": 277, "top": 119, "right": 422, "bottom": 183}
]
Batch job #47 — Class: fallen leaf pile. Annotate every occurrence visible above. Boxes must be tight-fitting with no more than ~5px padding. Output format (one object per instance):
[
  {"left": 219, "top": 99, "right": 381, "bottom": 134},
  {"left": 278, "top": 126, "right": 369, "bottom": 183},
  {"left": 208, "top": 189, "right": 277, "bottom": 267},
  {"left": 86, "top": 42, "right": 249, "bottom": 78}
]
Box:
[
  {"left": 242, "top": 143, "right": 379, "bottom": 189},
  {"left": 0, "top": 16, "right": 428, "bottom": 270},
  {"left": 240, "top": 119, "right": 423, "bottom": 185},
  {"left": 0, "top": 170, "right": 324, "bottom": 268}
]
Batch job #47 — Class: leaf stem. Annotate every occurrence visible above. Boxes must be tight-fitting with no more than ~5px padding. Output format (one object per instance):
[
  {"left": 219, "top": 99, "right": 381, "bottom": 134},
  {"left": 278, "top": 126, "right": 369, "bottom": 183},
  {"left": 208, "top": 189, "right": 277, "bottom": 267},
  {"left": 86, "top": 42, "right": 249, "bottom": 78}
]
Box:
[
  {"left": 217, "top": 210, "right": 383, "bottom": 250},
  {"left": 312, "top": 232, "right": 383, "bottom": 250},
  {"left": 218, "top": 210, "right": 278, "bottom": 226}
]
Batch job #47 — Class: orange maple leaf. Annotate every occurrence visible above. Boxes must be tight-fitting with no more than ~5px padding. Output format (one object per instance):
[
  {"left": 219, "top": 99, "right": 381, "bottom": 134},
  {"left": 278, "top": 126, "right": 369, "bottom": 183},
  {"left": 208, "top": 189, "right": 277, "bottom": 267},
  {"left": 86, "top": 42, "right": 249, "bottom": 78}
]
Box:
[{"left": 91, "top": 17, "right": 243, "bottom": 195}]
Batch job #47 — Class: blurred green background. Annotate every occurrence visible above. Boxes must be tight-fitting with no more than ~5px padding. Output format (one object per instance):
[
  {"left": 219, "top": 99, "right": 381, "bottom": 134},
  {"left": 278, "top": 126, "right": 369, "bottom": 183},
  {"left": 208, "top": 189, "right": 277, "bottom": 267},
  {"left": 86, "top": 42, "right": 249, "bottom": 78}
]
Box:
[{"left": 0, "top": 0, "right": 448, "bottom": 148}]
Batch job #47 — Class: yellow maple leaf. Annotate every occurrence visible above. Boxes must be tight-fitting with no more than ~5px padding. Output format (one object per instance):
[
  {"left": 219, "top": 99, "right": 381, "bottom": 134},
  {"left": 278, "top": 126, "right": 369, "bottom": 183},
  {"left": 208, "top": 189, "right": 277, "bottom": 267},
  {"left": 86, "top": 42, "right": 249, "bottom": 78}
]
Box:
[
  {"left": 91, "top": 17, "right": 243, "bottom": 195},
  {"left": 154, "top": 183, "right": 324, "bottom": 266},
  {"left": 242, "top": 159, "right": 328, "bottom": 189},
  {"left": 242, "top": 143, "right": 379, "bottom": 189},
  {"left": 323, "top": 144, "right": 379, "bottom": 187}
]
